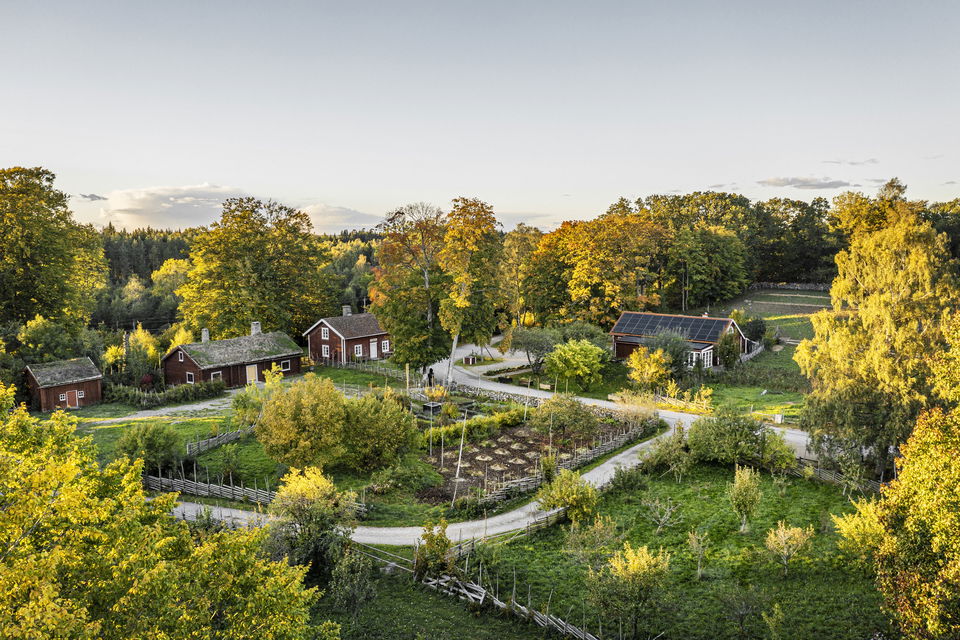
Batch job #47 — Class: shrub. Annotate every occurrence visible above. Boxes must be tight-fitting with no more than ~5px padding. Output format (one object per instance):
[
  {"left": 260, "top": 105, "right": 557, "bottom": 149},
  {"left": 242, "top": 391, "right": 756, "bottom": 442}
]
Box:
[
  {"left": 341, "top": 392, "right": 419, "bottom": 471},
  {"left": 626, "top": 346, "right": 671, "bottom": 391},
  {"left": 329, "top": 548, "right": 376, "bottom": 620},
  {"left": 414, "top": 519, "right": 457, "bottom": 579},
  {"left": 716, "top": 332, "right": 740, "bottom": 369},
  {"left": 529, "top": 394, "right": 599, "bottom": 441},
  {"left": 642, "top": 429, "right": 692, "bottom": 482},
  {"left": 104, "top": 380, "right": 226, "bottom": 409},
  {"left": 536, "top": 469, "right": 598, "bottom": 524},
  {"left": 116, "top": 421, "right": 181, "bottom": 472}
]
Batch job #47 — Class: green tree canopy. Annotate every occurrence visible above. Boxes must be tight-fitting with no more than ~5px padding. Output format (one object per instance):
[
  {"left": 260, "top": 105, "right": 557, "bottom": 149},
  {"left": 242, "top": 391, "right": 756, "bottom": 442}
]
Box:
[
  {"left": 178, "top": 198, "right": 338, "bottom": 338},
  {"left": 0, "top": 167, "right": 107, "bottom": 325}
]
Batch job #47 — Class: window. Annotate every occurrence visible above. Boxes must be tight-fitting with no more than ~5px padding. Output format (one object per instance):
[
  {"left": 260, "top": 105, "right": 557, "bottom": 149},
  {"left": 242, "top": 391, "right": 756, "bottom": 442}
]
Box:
[
  {"left": 321, "top": 344, "right": 330, "bottom": 358},
  {"left": 354, "top": 344, "right": 363, "bottom": 357},
  {"left": 382, "top": 339, "right": 390, "bottom": 352},
  {"left": 210, "top": 371, "right": 222, "bottom": 381},
  {"left": 280, "top": 360, "right": 291, "bottom": 372},
  {"left": 178, "top": 351, "right": 184, "bottom": 362},
  {"left": 77, "top": 390, "right": 85, "bottom": 399},
  {"left": 59, "top": 393, "right": 67, "bottom": 402},
  {"left": 321, "top": 327, "right": 329, "bottom": 340},
  {"left": 186, "top": 372, "right": 195, "bottom": 384}
]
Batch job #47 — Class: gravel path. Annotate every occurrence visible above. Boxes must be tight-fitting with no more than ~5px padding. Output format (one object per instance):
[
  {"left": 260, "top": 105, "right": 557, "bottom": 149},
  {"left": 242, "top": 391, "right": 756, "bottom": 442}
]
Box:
[{"left": 170, "top": 341, "right": 814, "bottom": 545}]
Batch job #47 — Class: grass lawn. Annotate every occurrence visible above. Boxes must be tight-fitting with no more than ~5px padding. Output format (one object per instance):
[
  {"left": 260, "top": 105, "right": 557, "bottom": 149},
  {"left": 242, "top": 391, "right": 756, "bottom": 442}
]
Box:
[
  {"left": 469, "top": 464, "right": 890, "bottom": 640},
  {"left": 311, "top": 365, "right": 405, "bottom": 390},
  {"left": 461, "top": 356, "right": 505, "bottom": 367},
  {"left": 708, "top": 383, "right": 805, "bottom": 421},
  {"left": 699, "top": 288, "right": 833, "bottom": 342},
  {"left": 749, "top": 343, "right": 801, "bottom": 371},
  {"left": 77, "top": 413, "right": 234, "bottom": 465},
  {"left": 313, "top": 574, "right": 541, "bottom": 639}
]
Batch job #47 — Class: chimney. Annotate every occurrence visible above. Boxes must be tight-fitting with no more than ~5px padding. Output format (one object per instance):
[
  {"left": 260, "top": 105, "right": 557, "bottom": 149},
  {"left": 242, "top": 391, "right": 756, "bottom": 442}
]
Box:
[
  {"left": 250, "top": 321, "right": 261, "bottom": 335},
  {"left": 201, "top": 328, "right": 210, "bottom": 342},
  {"left": 342, "top": 305, "right": 352, "bottom": 317}
]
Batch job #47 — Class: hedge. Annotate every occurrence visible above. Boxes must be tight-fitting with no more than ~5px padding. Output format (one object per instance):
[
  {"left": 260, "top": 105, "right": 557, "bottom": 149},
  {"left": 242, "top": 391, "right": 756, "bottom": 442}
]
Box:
[
  {"left": 420, "top": 408, "right": 526, "bottom": 448},
  {"left": 104, "top": 380, "right": 226, "bottom": 409}
]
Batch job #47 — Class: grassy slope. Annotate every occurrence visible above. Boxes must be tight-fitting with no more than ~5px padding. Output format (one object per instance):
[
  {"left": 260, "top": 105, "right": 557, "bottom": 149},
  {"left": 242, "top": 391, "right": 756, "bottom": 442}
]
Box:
[
  {"left": 313, "top": 575, "right": 541, "bottom": 640},
  {"left": 77, "top": 413, "right": 234, "bottom": 465},
  {"left": 472, "top": 464, "right": 889, "bottom": 640}
]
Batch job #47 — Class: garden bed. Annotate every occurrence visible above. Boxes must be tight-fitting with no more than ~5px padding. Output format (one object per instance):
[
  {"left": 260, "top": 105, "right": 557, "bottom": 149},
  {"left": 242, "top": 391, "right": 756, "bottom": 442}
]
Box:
[{"left": 422, "top": 416, "right": 641, "bottom": 501}]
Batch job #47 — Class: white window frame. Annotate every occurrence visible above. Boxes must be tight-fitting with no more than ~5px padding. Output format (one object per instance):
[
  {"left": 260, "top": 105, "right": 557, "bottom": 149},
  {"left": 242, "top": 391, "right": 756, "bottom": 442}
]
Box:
[
  {"left": 178, "top": 351, "right": 184, "bottom": 362},
  {"left": 210, "top": 371, "right": 222, "bottom": 381},
  {"left": 185, "top": 372, "right": 195, "bottom": 384},
  {"left": 77, "top": 390, "right": 85, "bottom": 399},
  {"left": 280, "top": 360, "right": 291, "bottom": 372},
  {"left": 321, "top": 344, "right": 330, "bottom": 358},
  {"left": 59, "top": 393, "right": 67, "bottom": 402},
  {"left": 354, "top": 344, "right": 363, "bottom": 357},
  {"left": 321, "top": 327, "right": 329, "bottom": 340},
  {"left": 382, "top": 339, "right": 390, "bottom": 352}
]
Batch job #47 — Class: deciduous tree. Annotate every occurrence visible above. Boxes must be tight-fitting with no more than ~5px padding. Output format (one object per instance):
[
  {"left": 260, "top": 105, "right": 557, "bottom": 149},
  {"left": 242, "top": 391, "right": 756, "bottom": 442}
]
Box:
[
  {"left": 587, "top": 542, "right": 670, "bottom": 640},
  {"left": 0, "top": 167, "right": 107, "bottom": 325},
  {"left": 544, "top": 339, "right": 605, "bottom": 392},
  {"left": 256, "top": 374, "right": 346, "bottom": 468},
  {"left": 178, "top": 198, "right": 338, "bottom": 338},
  {"left": 370, "top": 203, "right": 450, "bottom": 370}
]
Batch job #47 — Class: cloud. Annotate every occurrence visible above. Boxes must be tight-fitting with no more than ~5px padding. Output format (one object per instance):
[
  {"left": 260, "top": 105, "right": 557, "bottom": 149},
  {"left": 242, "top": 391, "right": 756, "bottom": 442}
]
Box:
[
  {"left": 944, "top": 180, "right": 958, "bottom": 185},
  {"left": 299, "top": 203, "right": 384, "bottom": 234},
  {"left": 90, "top": 183, "right": 247, "bottom": 229},
  {"left": 925, "top": 154, "right": 944, "bottom": 160},
  {"left": 76, "top": 193, "right": 107, "bottom": 201},
  {"left": 822, "top": 158, "right": 878, "bottom": 166},
  {"left": 757, "top": 176, "right": 851, "bottom": 190}
]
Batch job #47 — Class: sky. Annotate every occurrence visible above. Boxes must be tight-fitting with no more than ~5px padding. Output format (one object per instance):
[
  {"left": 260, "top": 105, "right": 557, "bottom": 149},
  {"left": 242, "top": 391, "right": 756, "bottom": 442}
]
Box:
[{"left": 1, "top": 1, "right": 958, "bottom": 233}]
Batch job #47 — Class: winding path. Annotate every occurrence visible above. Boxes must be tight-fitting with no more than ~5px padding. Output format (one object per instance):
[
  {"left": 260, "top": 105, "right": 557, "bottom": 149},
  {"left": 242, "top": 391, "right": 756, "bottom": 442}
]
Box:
[{"left": 171, "top": 342, "right": 813, "bottom": 545}]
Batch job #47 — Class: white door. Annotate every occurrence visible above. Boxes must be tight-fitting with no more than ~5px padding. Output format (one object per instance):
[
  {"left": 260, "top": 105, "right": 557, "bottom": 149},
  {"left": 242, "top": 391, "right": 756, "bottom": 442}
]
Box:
[
  {"left": 370, "top": 339, "right": 378, "bottom": 359},
  {"left": 246, "top": 364, "right": 258, "bottom": 384}
]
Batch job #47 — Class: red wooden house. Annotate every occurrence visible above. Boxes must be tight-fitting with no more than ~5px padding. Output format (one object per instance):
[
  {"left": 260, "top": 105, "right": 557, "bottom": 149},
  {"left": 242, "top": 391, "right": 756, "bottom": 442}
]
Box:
[
  {"left": 162, "top": 322, "right": 303, "bottom": 387},
  {"left": 303, "top": 306, "right": 392, "bottom": 364},
  {"left": 25, "top": 357, "right": 103, "bottom": 412},
  {"left": 610, "top": 311, "right": 751, "bottom": 368}
]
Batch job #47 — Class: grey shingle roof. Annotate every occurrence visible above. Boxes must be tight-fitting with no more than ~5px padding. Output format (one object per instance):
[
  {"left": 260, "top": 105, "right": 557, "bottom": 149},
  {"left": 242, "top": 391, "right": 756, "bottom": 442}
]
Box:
[
  {"left": 26, "top": 357, "right": 102, "bottom": 388},
  {"left": 318, "top": 313, "right": 386, "bottom": 339},
  {"left": 177, "top": 332, "right": 303, "bottom": 369}
]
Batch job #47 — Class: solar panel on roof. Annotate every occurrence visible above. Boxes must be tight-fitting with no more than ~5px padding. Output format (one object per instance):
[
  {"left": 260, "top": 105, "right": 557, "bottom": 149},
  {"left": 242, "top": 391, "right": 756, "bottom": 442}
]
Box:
[{"left": 613, "top": 312, "right": 732, "bottom": 344}]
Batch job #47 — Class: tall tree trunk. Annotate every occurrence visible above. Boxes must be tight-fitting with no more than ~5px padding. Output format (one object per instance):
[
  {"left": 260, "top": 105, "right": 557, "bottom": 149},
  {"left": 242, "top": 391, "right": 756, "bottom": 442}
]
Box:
[{"left": 444, "top": 333, "right": 460, "bottom": 386}]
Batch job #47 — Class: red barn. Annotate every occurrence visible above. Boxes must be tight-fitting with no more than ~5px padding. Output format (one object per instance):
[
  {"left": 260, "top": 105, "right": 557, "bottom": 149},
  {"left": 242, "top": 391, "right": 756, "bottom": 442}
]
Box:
[
  {"left": 162, "top": 322, "right": 303, "bottom": 387},
  {"left": 303, "top": 306, "right": 392, "bottom": 364},
  {"left": 25, "top": 357, "right": 103, "bottom": 412}
]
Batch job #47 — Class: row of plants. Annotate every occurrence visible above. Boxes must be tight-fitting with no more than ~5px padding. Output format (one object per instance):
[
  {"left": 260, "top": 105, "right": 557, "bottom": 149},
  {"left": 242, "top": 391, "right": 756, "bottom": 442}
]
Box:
[{"left": 103, "top": 379, "right": 226, "bottom": 408}]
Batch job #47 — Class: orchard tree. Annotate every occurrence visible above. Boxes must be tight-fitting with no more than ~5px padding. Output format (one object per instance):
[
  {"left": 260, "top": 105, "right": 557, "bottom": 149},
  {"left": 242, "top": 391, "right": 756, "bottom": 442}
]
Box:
[
  {"left": 439, "top": 197, "right": 503, "bottom": 384},
  {"left": 536, "top": 469, "right": 598, "bottom": 524},
  {"left": 544, "top": 339, "right": 605, "bottom": 392},
  {"left": 178, "top": 198, "right": 338, "bottom": 338},
  {"left": 0, "top": 167, "right": 107, "bottom": 325},
  {"left": 587, "top": 542, "right": 670, "bottom": 640},
  {"left": 370, "top": 203, "right": 450, "bottom": 370},
  {"left": 729, "top": 464, "right": 762, "bottom": 533},
  {"left": 764, "top": 521, "right": 814, "bottom": 576}
]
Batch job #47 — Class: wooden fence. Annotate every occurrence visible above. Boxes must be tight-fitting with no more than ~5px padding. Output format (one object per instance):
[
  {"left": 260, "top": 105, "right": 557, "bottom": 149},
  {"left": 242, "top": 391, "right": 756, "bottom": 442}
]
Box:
[
  {"left": 146, "top": 474, "right": 368, "bottom": 515},
  {"left": 146, "top": 474, "right": 275, "bottom": 504},
  {"left": 185, "top": 426, "right": 253, "bottom": 457},
  {"left": 352, "top": 528, "right": 598, "bottom": 640},
  {"left": 790, "top": 458, "right": 883, "bottom": 493}
]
